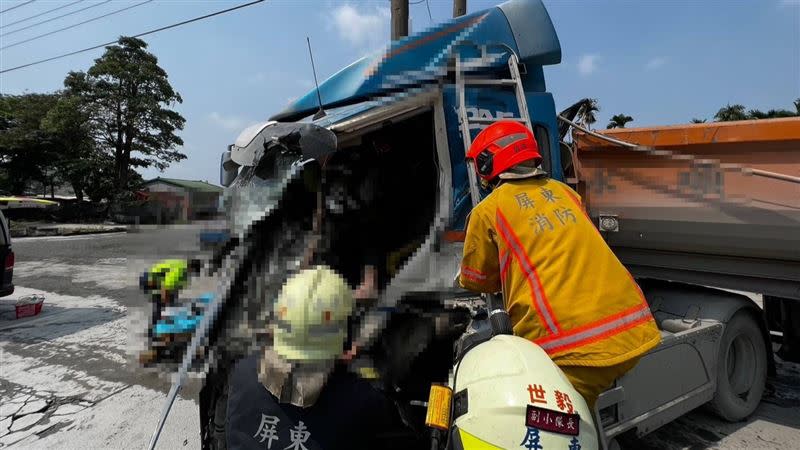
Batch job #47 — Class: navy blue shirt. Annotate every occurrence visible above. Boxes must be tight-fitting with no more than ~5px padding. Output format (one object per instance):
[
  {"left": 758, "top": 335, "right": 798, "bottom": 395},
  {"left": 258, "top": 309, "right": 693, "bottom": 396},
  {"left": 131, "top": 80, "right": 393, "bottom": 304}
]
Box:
[{"left": 226, "top": 354, "right": 400, "bottom": 450}]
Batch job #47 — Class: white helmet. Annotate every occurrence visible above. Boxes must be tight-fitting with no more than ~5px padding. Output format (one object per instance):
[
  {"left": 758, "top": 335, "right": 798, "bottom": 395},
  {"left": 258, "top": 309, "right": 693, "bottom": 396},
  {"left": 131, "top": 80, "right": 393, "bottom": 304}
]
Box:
[
  {"left": 448, "top": 334, "right": 598, "bottom": 449},
  {"left": 272, "top": 266, "right": 354, "bottom": 362}
]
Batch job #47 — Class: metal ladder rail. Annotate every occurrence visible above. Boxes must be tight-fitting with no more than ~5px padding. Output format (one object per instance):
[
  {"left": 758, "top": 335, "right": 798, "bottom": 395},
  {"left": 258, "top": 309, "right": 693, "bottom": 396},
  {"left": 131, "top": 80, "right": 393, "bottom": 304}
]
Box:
[{"left": 455, "top": 50, "right": 534, "bottom": 209}]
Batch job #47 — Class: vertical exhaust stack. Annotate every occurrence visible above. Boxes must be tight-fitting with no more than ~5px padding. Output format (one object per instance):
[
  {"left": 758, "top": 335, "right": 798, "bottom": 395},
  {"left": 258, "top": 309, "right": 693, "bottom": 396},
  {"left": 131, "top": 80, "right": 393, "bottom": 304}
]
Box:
[
  {"left": 453, "top": 0, "right": 466, "bottom": 18},
  {"left": 391, "top": 0, "right": 409, "bottom": 40}
]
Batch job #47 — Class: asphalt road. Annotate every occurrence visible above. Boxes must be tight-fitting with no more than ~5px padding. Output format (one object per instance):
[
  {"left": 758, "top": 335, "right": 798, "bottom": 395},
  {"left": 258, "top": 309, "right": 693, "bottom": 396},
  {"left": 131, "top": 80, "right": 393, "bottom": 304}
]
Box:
[
  {"left": 1, "top": 227, "right": 798, "bottom": 449},
  {"left": 9, "top": 226, "right": 203, "bottom": 304},
  {"left": 0, "top": 226, "right": 207, "bottom": 449}
]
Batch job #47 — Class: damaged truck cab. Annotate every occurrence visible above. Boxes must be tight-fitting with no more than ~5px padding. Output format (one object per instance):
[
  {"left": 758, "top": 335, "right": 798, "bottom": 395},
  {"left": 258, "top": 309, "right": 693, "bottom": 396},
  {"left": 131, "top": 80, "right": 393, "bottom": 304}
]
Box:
[{"left": 217, "top": 0, "right": 798, "bottom": 448}]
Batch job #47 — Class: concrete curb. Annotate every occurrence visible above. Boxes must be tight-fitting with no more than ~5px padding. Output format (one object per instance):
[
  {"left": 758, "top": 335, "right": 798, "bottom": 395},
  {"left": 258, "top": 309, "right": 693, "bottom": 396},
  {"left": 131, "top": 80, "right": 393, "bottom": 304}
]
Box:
[{"left": 10, "top": 226, "right": 130, "bottom": 238}]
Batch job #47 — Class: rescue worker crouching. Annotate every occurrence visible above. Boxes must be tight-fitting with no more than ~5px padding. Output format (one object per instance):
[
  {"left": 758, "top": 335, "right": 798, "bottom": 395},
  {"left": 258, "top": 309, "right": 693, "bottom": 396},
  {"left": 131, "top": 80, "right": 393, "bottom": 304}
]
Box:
[
  {"left": 226, "top": 265, "right": 402, "bottom": 450},
  {"left": 138, "top": 258, "right": 202, "bottom": 365},
  {"left": 458, "top": 120, "right": 661, "bottom": 409}
]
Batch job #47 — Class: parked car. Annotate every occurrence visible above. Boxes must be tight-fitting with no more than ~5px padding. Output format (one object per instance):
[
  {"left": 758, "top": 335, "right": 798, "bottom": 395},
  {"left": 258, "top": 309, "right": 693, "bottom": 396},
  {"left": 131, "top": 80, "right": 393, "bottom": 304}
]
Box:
[{"left": 0, "top": 208, "right": 15, "bottom": 297}]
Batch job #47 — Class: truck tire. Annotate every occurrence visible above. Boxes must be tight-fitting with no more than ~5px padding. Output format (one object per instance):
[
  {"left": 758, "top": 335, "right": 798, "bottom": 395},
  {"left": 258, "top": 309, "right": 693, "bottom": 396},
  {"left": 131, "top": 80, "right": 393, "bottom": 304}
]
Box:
[{"left": 708, "top": 311, "right": 767, "bottom": 421}]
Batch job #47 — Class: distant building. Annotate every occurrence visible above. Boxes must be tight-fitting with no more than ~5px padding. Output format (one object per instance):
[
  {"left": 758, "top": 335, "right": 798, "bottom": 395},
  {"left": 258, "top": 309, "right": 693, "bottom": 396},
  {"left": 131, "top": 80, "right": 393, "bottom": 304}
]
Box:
[{"left": 142, "top": 177, "right": 224, "bottom": 223}]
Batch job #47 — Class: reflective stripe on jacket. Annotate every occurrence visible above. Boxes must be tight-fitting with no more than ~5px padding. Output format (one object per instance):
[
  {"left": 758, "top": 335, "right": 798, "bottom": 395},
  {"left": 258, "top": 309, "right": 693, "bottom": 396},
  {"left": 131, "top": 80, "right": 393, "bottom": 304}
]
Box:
[{"left": 459, "top": 177, "right": 660, "bottom": 367}]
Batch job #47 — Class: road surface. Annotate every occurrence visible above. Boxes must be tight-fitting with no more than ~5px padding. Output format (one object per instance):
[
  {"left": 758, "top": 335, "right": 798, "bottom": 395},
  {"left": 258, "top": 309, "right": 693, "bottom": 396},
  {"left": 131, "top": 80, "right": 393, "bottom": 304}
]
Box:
[
  {"left": 0, "top": 227, "right": 205, "bottom": 449},
  {"left": 1, "top": 227, "right": 798, "bottom": 449}
]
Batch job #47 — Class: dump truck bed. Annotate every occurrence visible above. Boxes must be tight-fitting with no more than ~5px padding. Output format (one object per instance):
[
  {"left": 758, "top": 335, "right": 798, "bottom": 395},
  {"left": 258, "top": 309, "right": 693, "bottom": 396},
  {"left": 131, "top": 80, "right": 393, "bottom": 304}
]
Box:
[{"left": 574, "top": 117, "right": 800, "bottom": 299}]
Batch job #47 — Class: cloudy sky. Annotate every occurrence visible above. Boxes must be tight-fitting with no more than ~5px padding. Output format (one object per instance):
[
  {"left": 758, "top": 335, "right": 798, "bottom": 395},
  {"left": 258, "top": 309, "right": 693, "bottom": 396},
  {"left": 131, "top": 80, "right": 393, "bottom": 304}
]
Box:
[{"left": 1, "top": 0, "right": 798, "bottom": 184}]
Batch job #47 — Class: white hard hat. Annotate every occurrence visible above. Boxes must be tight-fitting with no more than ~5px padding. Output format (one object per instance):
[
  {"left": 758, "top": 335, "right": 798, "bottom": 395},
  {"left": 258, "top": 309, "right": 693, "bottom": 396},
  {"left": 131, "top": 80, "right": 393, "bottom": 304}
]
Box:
[
  {"left": 449, "top": 334, "right": 598, "bottom": 449},
  {"left": 272, "top": 266, "right": 354, "bottom": 362}
]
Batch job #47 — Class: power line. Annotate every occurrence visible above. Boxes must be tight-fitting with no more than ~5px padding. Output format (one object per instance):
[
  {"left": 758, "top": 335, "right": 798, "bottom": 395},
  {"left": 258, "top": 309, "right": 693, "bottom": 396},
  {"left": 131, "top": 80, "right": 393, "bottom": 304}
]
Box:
[
  {"left": 0, "top": 0, "right": 266, "bottom": 74},
  {"left": 1, "top": 0, "right": 85, "bottom": 30},
  {"left": 1, "top": 0, "right": 110, "bottom": 37},
  {"left": 0, "top": 0, "right": 36, "bottom": 15},
  {"left": 2, "top": 0, "right": 153, "bottom": 50},
  {"left": 425, "top": 0, "right": 432, "bottom": 23}
]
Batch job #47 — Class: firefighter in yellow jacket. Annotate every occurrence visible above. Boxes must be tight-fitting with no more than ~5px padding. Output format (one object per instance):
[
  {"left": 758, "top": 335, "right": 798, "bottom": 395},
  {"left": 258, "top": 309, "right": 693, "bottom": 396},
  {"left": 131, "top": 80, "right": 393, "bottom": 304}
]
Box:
[{"left": 459, "top": 120, "right": 660, "bottom": 409}]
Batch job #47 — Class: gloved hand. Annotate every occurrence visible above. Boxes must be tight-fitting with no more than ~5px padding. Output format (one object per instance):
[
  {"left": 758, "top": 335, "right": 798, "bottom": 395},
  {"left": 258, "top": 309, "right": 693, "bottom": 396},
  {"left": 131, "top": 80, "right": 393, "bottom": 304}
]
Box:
[{"left": 340, "top": 343, "right": 359, "bottom": 362}]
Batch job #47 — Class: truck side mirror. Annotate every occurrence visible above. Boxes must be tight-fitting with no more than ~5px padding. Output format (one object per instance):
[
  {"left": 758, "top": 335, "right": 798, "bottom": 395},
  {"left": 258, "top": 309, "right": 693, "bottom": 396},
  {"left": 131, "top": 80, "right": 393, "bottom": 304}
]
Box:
[{"left": 220, "top": 148, "right": 240, "bottom": 187}]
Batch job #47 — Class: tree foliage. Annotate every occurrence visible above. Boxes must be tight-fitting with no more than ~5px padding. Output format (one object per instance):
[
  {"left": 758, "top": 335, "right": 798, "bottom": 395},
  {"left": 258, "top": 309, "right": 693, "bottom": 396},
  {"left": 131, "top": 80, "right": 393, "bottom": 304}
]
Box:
[
  {"left": 714, "top": 104, "right": 748, "bottom": 122},
  {"left": 747, "top": 108, "right": 796, "bottom": 119},
  {"left": 580, "top": 98, "right": 600, "bottom": 129},
  {"left": 41, "top": 95, "right": 99, "bottom": 201},
  {"left": 715, "top": 101, "right": 800, "bottom": 122},
  {"left": 0, "top": 36, "right": 185, "bottom": 206},
  {"left": 65, "top": 36, "right": 186, "bottom": 201},
  {"left": 0, "top": 93, "right": 61, "bottom": 194},
  {"left": 606, "top": 113, "right": 633, "bottom": 129}
]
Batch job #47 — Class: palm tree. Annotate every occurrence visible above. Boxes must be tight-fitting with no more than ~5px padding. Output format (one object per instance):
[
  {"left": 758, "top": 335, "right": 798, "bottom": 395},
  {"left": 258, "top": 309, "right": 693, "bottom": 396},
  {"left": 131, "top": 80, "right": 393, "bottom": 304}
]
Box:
[
  {"left": 765, "top": 109, "right": 796, "bottom": 118},
  {"left": 714, "top": 104, "right": 747, "bottom": 122},
  {"left": 579, "top": 98, "right": 600, "bottom": 130},
  {"left": 748, "top": 108, "right": 795, "bottom": 120},
  {"left": 691, "top": 118, "right": 707, "bottom": 123},
  {"left": 606, "top": 114, "right": 633, "bottom": 129}
]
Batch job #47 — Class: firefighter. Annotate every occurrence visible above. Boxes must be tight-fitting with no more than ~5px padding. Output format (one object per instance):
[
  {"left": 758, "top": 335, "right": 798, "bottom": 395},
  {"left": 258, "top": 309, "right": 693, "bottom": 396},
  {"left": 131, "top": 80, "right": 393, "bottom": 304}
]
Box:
[
  {"left": 458, "top": 120, "right": 661, "bottom": 409},
  {"left": 226, "top": 265, "right": 403, "bottom": 450},
  {"left": 138, "top": 258, "right": 201, "bottom": 365}
]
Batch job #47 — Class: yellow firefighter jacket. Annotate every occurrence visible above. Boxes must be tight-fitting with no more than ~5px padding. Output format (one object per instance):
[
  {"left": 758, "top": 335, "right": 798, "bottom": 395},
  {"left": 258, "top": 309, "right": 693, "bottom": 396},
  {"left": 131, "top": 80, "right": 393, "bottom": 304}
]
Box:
[{"left": 459, "top": 177, "right": 660, "bottom": 367}]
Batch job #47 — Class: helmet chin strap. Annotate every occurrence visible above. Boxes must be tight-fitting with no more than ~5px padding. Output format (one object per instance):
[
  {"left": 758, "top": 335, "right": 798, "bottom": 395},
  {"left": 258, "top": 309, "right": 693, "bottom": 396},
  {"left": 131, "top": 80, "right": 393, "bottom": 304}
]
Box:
[{"left": 479, "top": 177, "right": 500, "bottom": 191}]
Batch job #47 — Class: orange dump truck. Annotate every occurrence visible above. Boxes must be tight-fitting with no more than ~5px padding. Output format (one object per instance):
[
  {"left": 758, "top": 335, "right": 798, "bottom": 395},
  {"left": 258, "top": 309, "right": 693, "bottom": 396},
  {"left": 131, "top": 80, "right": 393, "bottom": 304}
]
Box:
[
  {"left": 574, "top": 117, "right": 799, "bottom": 278},
  {"left": 559, "top": 117, "right": 800, "bottom": 444},
  {"left": 573, "top": 117, "right": 800, "bottom": 348}
]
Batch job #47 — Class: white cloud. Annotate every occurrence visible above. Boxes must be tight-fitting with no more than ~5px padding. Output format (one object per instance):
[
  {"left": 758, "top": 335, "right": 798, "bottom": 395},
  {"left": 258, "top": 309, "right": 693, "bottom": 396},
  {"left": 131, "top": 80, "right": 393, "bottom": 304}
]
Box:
[
  {"left": 578, "top": 54, "right": 600, "bottom": 76},
  {"left": 329, "top": 4, "right": 390, "bottom": 48},
  {"left": 207, "top": 112, "right": 256, "bottom": 132},
  {"left": 645, "top": 56, "right": 667, "bottom": 70},
  {"left": 247, "top": 72, "right": 268, "bottom": 84}
]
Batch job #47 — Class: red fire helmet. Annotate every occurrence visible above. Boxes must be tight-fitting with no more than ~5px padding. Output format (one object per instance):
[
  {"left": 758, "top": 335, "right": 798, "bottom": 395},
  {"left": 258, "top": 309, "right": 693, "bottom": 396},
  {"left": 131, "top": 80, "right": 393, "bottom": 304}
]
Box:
[{"left": 466, "top": 120, "right": 541, "bottom": 181}]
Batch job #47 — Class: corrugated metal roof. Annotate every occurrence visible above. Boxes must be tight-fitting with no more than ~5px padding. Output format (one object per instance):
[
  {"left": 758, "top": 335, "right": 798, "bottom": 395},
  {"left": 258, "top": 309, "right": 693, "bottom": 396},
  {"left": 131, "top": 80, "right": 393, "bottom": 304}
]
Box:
[{"left": 145, "top": 177, "right": 223, "bottom": 193}]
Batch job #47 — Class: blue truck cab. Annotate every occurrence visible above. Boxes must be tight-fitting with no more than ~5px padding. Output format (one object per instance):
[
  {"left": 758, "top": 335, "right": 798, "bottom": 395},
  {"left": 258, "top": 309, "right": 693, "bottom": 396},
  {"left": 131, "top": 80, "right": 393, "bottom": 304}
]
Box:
[
  {"left": 219, "top": 0, "right": 569, "bottom": 300},
  {"left": 270, "top": 0, "right": 563, "bottom": 233}
]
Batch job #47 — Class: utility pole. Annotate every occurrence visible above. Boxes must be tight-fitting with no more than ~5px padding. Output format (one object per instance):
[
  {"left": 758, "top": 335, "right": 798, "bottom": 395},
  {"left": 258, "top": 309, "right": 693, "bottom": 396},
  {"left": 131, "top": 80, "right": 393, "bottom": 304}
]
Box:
[
  {"left": 453, "top": 0, "right": 466, "bottom": 18},
  {"left": 391, "top": 0, "right": 409, "bottom": 40}
]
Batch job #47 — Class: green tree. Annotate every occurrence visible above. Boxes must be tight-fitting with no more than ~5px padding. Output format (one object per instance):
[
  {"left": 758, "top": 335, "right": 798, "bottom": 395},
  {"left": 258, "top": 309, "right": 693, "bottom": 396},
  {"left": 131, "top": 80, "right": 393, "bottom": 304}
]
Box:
[
  {"left": 691, "top": 118, "right": 707, "bottom": 123},
  {"left": 794, "top": 98, "right": 800, "bottom": 115},
  {"left": 764, "top": 109, "right": 796, "bottom": 118},
  {"left": 41, "top": 95, "right": 102, "bottom": 202},
  {"left": 714, "top": 104, "right": 748, "bottom": 122},
  {"left": 606, "top": 113, "right": 633, "bottom": 129},
  {"left": 747, "top": 109, "right": 769, "bottom": 120},
  {"left": 0, "top": 93, "right": 61, "bottom": 194},
  {"left": 65, "top": 36, "right": 186, "bottom": 204},
  {"left": 580, "top": 98, "right": 600, "bottom": 129}
]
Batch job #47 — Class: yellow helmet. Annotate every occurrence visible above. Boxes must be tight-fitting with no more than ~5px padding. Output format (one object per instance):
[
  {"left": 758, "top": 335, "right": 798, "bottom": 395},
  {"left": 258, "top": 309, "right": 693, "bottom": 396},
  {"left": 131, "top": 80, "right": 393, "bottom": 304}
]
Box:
[
  {"left": 449, "top": 334, "right": 598, "bottom": 449},
  {"left": 273, "top": 266, "right": 354, "bottom": 362}
]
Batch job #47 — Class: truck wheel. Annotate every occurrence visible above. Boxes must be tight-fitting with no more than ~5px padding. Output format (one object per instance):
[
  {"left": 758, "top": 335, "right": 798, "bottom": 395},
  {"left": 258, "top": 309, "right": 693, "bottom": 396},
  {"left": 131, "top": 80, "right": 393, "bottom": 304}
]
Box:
[{"left": 708, "top": 311, "right": 767, "bottom": 421}]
